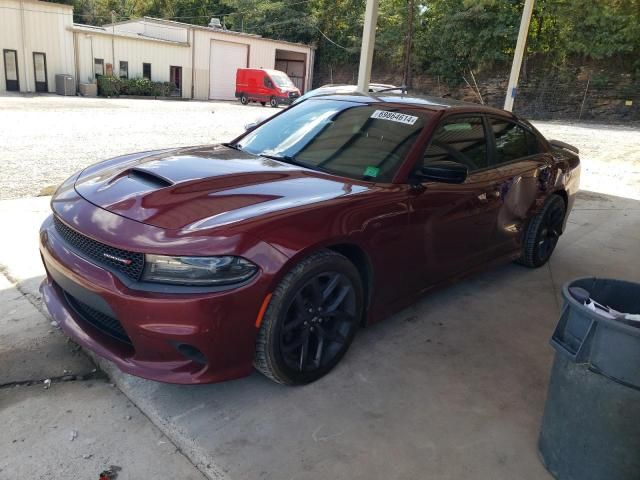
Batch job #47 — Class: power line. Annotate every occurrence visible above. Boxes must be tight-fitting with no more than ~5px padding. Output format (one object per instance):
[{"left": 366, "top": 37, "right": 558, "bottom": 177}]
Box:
[
  {"left": 314, "top": 26, "right": 354, "bottom": 51},
  {"left": 0, "top": 4, "right": 127, "bottom": 18}
]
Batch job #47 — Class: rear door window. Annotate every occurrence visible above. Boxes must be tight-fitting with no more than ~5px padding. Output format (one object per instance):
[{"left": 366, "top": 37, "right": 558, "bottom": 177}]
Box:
[
  {"left": 490, "top": 119, "right": 539, "bottom": 164},
  {"left": 423, "top": 116, "right": 489, "bottom": 172}
]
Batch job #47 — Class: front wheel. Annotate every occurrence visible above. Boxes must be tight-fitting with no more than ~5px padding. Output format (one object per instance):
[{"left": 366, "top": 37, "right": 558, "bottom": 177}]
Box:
[
  {"left": 269, "top": 97, "right": 279, "bottom": 108},
  {"left": 254, "top": 250, "right": 363, "bottom": 385},
  {"left": 518, "top": 194, "right": 566, "bottom": 268},
  {"left": 240, "top": 94, "right": 249, "bottom": 105}
]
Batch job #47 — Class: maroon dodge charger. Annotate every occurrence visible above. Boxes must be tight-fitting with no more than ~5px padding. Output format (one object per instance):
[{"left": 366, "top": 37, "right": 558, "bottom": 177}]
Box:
[{"left": 39, "top": 94, "right": 580, "bottom": 385}]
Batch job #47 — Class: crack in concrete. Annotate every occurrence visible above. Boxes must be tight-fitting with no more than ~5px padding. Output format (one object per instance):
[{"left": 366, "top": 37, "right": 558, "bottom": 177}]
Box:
[
  {"left": 0, "top": 267, "right": 221, "bottom": 480},
  {"left": 0, "top": 369, "right": 107, "bottom": 391}
]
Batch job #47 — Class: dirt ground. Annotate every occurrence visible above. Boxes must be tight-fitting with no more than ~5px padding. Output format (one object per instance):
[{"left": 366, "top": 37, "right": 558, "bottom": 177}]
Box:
[{"left": 0, "top": 94, "right": 638, "bottom": 200}]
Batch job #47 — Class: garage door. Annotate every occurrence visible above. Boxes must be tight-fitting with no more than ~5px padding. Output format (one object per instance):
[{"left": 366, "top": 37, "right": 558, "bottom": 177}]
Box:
[{"left": 209, "top": 40, "right": 248, "bottom": 100}]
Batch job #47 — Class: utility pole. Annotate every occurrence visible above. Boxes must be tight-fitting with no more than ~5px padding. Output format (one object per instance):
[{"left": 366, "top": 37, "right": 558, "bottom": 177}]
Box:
[
  {"left": 356, "top": 0, "right": 379, "bottom": 92},
  {"left": 111, "top": 11, "right": 116, "bottom": 75},
  {"left": 19, "top": 0, "right": 30, "bottom": 91},
  {"left": 402, "top": 0, "right": 415, "bottom": 88},
  {"left": 504, "top": 0, "right": 535, "bottom": 111}
]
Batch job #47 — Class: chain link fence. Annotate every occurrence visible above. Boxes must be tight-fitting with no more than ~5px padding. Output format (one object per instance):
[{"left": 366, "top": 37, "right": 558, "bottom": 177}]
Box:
[{"left": 314, "top": 66, "right": 640, "bottom": 122}]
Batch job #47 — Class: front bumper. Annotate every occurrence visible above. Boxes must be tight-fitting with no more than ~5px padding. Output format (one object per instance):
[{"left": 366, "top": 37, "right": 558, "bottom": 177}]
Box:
[{"left": 39, "top": 214, "right": 276, "bottom": 384}]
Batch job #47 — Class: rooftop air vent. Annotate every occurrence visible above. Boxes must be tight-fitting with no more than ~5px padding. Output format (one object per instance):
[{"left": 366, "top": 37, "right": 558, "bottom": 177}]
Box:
[{"left": 208, "top": 18, "right": 223, "bottom": 29}]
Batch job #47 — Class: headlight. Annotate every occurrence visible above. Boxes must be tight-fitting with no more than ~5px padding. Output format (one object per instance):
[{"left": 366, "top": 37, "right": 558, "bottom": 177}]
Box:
[{"left": 142, "top": 255, "right": 258, "bottom": 286}]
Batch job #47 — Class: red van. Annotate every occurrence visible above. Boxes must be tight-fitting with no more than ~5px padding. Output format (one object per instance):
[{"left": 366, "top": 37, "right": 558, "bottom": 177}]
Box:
[{"left": 235, "top": 68, "right": 301, "bottom": 107}]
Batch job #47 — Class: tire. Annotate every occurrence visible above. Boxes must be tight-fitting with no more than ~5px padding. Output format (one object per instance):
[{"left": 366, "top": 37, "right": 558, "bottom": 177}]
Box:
[
  {"left": 518, "top": 194, "right": 566, "bottom": 268},
  {"left": 254, "top": 250, "right": 363, "bottom": 385},
  {"left": 269, "top": 97, "right": 279, "bottom": 108},
  {"left": 240, "top": 94, "right": 249, "bottom": 105},
  {"left": 260, "top": 101, "right": 266, "bottom": 106}
]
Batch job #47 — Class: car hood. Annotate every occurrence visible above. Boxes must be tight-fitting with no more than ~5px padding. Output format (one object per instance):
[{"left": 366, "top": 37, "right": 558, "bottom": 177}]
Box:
[{"left": 73, "top": 145, "right": 368, "bottom": 231}]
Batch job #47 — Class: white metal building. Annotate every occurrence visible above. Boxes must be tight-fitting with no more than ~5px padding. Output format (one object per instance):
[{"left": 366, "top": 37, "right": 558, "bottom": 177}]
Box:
[
  {"left": 72, "top": 23, "right": 193, "bottom": 97},
  {"left": 106, "top": 17, "right": 314, "bottom": 100},
  {"left": 0, "top": 0, "right": 315, "bottom": 99},
  {"left": 0, "top": 0, "right": 75, "bottom": 94}
]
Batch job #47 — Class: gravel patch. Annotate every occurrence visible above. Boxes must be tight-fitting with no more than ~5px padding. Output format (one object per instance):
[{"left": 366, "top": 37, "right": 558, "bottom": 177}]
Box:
[
  {"left": 0, "top": 95, "right": 275, "bottom": 199},
  {"left": 0, "top": 94, "right": 638, "bottom": 200}
]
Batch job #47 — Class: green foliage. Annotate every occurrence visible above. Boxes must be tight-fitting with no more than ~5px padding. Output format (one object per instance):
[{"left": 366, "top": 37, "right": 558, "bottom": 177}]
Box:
[
  {"left": 55, "top": 0, "right": 640, "bottom": 83},
  {"left": 124, "top": 77, "right": 154, "bottom": 95},
  {"left": 97, "top": 75, "right": 122, "bottom": 97},
  {"left": 97, "top": 76, "right": 176, "bottom": 97}
]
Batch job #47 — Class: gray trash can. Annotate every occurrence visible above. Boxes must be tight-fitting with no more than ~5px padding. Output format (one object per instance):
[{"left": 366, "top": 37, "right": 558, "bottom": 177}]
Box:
[{"left": 539, "top": 277, "right": 640, "bottom": 480}]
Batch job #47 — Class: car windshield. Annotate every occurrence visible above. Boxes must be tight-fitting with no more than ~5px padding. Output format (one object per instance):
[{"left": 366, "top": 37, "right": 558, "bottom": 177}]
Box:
[
  {"left": 235, "top": 99, "right": 430, "bottom": 182},
  {"left": 270, "top": 72, "right": 295, "bottom": 88}
]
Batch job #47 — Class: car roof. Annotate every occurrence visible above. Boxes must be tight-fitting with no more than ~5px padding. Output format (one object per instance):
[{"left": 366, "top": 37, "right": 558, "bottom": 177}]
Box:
[{"left": 306, "top": 91, "right": 515, "bottom": 117}]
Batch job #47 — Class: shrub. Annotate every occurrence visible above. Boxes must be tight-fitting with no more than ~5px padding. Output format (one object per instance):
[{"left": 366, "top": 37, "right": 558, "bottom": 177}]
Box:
[
  {"left": 98, "top": 77, "right": 178, "bottom": 98},
  {"left": 97, "top": 75, "right": 121, "bottom": 97},
  {"left": 126, "top": 77, "right": 154, "bottom": 96}
]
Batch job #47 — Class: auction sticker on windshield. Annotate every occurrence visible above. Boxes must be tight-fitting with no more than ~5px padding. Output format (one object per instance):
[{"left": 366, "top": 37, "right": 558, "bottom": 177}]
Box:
[{"left": 370, "top": 110, "right": 419, "bottom": 125}]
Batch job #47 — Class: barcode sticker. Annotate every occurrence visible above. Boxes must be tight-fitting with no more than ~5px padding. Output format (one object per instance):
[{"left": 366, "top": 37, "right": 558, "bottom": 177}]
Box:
[{"left": 370, "top": 110, "right": 419, "bottom": 125}]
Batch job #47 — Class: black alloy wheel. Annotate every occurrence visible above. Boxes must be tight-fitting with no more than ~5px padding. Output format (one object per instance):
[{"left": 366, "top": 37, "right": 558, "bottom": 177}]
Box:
[
  {"left": 519, "top": 194, "right": 566, "bottom": 268},
  {"left": 254, "top": 250, "right": 363, "bottom": 385},
  {"left": 279, "top": 271, "right": 356, "bottom": 373},
  {"left": 240, "top": 94, "right": 249, "bottom": 105}
]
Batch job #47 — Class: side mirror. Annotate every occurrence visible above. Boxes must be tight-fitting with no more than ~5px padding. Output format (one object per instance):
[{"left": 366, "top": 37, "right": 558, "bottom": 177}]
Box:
[
  {"left": 244, "top": 121, "right": 259, "bottom": 132},
  {"left": 417, "top": 160, "right": 468, "bottom": 184}
]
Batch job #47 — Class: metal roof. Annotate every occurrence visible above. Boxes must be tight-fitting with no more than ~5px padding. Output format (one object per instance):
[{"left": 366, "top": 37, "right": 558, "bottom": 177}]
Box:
[
  {"left": 104, "top": 17, "right": 316, "bottom": 50},
  {"left": 70, "top": 23, "right": 190, "bottom": 46}
]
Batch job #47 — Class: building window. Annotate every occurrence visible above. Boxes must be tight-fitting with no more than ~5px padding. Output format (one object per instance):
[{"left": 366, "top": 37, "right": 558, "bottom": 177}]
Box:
[
  {"left": 119, "top": 61, "right": 128, "bottom": 79},
  {"left": 94, "top": 58, "right": 104, "bottom": 77},
  {"left": 143, "top": 63, "right": 151, "bottom": 80}
]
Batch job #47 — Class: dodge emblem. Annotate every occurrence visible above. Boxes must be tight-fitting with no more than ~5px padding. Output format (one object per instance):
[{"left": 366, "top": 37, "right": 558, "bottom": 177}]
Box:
[{"left": 103, "top": 252, "right": 133, "bottom": 265}]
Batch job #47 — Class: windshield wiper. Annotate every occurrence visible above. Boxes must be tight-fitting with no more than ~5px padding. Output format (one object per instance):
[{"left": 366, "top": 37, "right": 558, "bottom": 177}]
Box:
[
  {"left": 223, "top": 142, "right": 242, "bottom": 151},
  {"left": 260, "top": 153, "right": 306, "bottom": 168},
  {"left": 260, "top": 154, "right": 333, "bottom": 175}
]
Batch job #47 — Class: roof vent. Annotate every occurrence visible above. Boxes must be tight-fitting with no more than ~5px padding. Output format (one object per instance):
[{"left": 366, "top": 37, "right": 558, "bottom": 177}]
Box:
[{"left": 208, "top": 18, "right": 223, "bottom": 29}]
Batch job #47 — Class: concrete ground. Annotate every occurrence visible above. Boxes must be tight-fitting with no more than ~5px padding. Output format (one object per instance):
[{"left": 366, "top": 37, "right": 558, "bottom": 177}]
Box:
[
  {"left": 1, "top": 95, "right": 639, "bottom": 479},
  {"left": 1, "top": 190, "right": 638, "bottom": 480},
  {"left": 0, "top": 272, "right": 209, "bottom": 479},
  {"left": 0, "top": 95, "right": 275, "bottom": 199}
]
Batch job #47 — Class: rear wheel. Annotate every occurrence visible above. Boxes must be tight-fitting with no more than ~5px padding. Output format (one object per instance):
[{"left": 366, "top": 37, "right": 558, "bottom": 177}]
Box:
[
  {"left": 254, "top": 250, "right": 363, "bottom": 385},
  {"left": 240, "top": 94, "right": 249, "bottom": 105},
  {"left": 518, "top": 194, "right": 566, "bottom": 268},
  {"left": 260, "top": 101, "right": 266, "bottom": 106},
  {"left": 269, "top": 97, "right": 279, "bottom": 108}
]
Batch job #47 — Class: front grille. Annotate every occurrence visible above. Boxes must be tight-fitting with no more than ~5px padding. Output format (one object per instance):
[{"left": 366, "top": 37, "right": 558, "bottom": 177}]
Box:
[
  {"left": 64, "top": 292, "right": 132, "bottom": 345},
  {"left": 54, "top": 216, "right": 144, "bottom": 281}
]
